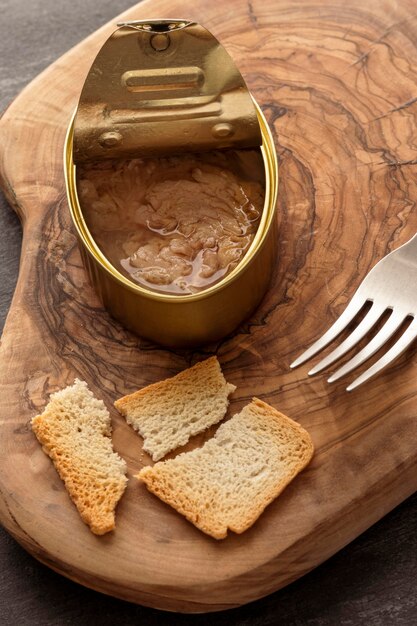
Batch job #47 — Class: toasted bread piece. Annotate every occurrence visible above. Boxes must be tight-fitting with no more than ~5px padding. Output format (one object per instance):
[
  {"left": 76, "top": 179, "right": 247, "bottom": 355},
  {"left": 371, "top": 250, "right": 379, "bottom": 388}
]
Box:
[
  {"left": 31, "top": 379, "right": 127, "bottom": 535},
  {"left": 138, "top": 398, "right": 314, "bottom": 539},
  {"left": 114, "top": 357, "right": 236, "bottom": 461}
]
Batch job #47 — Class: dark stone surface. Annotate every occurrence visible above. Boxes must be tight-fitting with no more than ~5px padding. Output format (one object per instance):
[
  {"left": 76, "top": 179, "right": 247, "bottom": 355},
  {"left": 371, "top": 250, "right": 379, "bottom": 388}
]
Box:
[{"left": 0, "top": 1, "right": 416, "bottom": 624}]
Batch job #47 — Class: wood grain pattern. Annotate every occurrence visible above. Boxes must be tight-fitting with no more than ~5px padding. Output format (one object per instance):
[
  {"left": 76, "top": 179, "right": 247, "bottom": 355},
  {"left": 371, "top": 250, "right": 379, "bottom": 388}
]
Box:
[{"left": 1, "top": 0, "right": 417, "bottom": 613}]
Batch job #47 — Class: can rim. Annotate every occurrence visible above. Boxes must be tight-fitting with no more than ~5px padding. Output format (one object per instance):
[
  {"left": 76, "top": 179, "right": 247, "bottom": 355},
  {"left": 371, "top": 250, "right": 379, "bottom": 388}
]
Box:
[{"left": 64, "top": 100, "right": 278, "bottom": 303}]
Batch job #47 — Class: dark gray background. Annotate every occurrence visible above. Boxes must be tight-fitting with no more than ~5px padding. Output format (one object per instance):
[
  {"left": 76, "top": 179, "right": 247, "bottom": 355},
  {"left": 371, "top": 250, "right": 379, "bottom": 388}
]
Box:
[{"left": 0, "top": 1, "right": 416, "bottom": 624}]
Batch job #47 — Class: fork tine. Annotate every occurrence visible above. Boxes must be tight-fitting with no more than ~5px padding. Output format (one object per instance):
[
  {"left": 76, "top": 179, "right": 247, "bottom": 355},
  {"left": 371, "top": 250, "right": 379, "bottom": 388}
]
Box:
[
  {"left": 328, "top": 311, "right": 407, "bottom": 382},
  {"left": 347, "top": 317, "right": 417, "bottom": 391},
  {"left": 290, "top": 292, "right": 367, "bottom": 369},
  {"left": 308, "top": 302, "right": 386, "bottom": 375}
]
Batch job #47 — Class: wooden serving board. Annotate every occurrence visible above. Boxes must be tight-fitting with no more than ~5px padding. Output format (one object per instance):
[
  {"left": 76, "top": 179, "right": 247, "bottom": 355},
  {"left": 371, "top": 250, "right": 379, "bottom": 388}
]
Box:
[{"left": 1, "top": 0, "right": 417, "bottom": 613}]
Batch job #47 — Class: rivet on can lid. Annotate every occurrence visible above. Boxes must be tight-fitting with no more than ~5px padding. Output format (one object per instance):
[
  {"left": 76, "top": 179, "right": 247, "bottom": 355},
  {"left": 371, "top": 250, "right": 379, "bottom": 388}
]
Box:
[
  {"left": 212, "top": 123, "right": 235, "bottom": 138},
  {"left": 99, "top": 131, "right": 123, "bottom": 148},
  {"left": 150, "top": 33, "right": 171, "bottom": 51}
]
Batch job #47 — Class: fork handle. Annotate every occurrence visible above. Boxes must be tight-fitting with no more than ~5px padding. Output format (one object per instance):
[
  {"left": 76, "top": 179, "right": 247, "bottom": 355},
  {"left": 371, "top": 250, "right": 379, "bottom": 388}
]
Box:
[{"left": 394, "top": 232, "right": 417, "bottom": 260}]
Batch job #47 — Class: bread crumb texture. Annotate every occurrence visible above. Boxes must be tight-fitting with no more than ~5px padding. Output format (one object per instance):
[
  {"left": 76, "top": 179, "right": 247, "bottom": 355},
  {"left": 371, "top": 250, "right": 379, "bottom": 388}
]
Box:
[
  {"left": 114, "top": 356, "right": 236, "bottom": 461},
  {"left": 138, "top": 398, "right": 314, "bottom": 539},
  {"left": 31, "top": 379, "right": 128, "bottom": 535}
]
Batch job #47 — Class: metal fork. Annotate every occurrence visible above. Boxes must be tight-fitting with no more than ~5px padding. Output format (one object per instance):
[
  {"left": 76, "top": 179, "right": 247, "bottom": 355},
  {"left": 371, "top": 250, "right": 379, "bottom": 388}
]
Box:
[{"left": 290, "top": 233, "right": 417, "bottom": 391}]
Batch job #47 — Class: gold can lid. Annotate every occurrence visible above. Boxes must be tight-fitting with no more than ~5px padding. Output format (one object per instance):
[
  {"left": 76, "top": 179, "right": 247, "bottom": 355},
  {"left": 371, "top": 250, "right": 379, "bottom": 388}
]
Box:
[{"left": 73, "top": 20, "right": 262, "bottom": 163}]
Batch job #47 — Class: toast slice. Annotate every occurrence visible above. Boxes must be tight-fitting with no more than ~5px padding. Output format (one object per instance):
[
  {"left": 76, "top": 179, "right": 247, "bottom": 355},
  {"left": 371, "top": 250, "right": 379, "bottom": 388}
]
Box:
[
  {"left": 31, "top": 379, "right": 128, "bottom": 535},
  {"left": 137, "top": 398, "right": 314, "bottom": 539},
  {"left": 114, "top": 357, "right": 236, "bottom": 461}
]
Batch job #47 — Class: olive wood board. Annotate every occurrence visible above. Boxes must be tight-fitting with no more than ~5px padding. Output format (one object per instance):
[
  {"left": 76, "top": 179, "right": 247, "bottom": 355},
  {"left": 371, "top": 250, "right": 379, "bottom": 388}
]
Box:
[{"left": 1, "top": 0, "right": 417, "bottom": 614}]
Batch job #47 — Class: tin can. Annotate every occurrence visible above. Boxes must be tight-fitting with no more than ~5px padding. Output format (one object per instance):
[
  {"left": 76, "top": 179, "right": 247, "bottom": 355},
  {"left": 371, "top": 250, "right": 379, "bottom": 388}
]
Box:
[{"left": 64, "top": 20, "right": 278, "bottom": 348}]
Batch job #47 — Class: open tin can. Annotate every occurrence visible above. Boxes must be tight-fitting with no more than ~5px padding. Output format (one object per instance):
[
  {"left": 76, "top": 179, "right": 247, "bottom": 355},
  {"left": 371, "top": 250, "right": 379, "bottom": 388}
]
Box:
[{"left": 64, "top": 20, "right": 278, "bottom": 348}]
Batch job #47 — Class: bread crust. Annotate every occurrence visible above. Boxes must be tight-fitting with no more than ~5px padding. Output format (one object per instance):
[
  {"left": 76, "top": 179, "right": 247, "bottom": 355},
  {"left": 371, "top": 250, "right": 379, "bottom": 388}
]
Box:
[
  {"left": 137, "top": 398, "right": 314, "bottom": 539},
  {"left": 114, "top": 356, "right": 236, "bottom": 461},
  {"left": 31, "top": 380, "right": 128, "bottom": 535}
]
